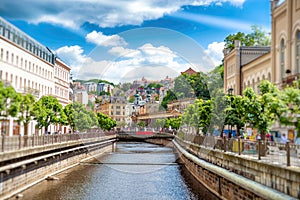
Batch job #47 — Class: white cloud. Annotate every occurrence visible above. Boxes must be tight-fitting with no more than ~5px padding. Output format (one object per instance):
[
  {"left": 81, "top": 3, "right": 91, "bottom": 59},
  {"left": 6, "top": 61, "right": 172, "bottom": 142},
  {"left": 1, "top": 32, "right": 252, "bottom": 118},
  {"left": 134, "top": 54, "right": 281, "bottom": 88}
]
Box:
[
  {"left": 54, "top": 45, "right": 90, "bottom": 77},
  {"left": 1, "top": 0, "right": 246, "bottom": 28},
  {"left": 204, "top": 41, "right": 225, "bottom": 66},
  {"left": 56, "top": 43, "right": 198, "bottom": 83},
  {"left": 55, "top": 41, "right": 222, "bottom": 83},
  {"left": 108, "top": 47, "right": 140, "bottom": 58},
  {"left": 86, "top": 31, "right": 128, "bottom": 47}
]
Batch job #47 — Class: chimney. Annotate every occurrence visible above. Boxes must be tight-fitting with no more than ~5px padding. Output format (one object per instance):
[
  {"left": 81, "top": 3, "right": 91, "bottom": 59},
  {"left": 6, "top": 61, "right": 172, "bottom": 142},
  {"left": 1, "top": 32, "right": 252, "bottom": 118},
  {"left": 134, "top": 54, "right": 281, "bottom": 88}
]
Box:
[{"left": 234, "top": 40, "right": 240, "bottom": 48}]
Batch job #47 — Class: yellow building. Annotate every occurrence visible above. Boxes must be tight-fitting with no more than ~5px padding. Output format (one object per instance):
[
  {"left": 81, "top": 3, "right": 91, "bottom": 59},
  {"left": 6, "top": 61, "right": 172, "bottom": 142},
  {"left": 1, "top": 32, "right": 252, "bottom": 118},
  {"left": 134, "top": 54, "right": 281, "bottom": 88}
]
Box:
[
  {"left": 224, "top": 0, "right": 300, "bottom": 95},
  {"left": 223, "top": 0, "right": 299, "bottom": 137}
]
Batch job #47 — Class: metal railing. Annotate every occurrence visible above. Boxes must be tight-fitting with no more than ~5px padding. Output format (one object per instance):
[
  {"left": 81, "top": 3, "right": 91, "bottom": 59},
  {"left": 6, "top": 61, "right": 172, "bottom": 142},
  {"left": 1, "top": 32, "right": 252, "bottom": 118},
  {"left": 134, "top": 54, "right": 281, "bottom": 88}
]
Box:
[
  {"left": 0, "top": 132, "right": 116, "bottom": 153},
  {"left": 179, "top": 133, "right": 300, "bottom": 167}
]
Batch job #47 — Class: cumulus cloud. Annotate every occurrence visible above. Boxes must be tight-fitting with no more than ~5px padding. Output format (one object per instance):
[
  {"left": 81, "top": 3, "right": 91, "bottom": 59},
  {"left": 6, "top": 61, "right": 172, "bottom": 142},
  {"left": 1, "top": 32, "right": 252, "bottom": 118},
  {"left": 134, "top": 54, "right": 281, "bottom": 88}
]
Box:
[
  {"left": 54, "top": 45, "right": 90, "bottom": 77},
  {"left": 55, "top": 43, "right": 197, "bottom": 83},
  {"left": 86, "top": 31, "right": 128, "bottom": 47},
  {"left": 204, "top": 41, "right": 225, "bottom": 66},
  {"left": 0, "top": 0, "right": 246, "bottom": 28},
  {"left": 108, "top": 47, "right": 141, "bottom": 58}
]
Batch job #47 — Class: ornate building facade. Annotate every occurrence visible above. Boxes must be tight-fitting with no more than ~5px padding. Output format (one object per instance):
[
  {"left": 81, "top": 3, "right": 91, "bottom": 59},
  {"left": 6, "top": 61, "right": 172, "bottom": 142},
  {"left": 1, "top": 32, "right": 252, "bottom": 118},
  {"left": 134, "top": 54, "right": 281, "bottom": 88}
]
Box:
[
  {"left": 223, "top": 0, "right": 299, "bottom": 137},
  {"left": 224, "top": 0, "right": 300, "bottom": 95}
]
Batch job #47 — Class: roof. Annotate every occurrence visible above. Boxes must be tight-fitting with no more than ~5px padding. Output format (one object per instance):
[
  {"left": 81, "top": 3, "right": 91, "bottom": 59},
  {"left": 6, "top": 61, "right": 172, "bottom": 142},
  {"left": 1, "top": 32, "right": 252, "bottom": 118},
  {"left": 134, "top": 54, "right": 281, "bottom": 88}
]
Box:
[{"left": 181, "top": 67, "right": 197, "bottom": 75}]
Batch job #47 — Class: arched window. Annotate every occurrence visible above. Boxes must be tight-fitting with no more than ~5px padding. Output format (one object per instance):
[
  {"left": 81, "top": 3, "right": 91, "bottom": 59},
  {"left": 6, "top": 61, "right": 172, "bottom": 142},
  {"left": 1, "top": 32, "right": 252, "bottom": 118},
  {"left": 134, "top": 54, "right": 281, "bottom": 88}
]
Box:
[
  {"left": 296, "top": 30, "right": 300, "bottom": 74},
  {"left": 280, "top": 39, "right": 285, "bottom": 80}
]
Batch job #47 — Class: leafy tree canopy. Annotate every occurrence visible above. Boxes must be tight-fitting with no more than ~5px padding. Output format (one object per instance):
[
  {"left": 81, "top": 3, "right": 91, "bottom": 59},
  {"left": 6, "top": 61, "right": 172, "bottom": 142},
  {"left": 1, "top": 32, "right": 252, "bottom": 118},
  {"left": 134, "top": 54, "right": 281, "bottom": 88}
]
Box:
[{"left": 224, "top": 25, "right": 271, "bottom": 51}]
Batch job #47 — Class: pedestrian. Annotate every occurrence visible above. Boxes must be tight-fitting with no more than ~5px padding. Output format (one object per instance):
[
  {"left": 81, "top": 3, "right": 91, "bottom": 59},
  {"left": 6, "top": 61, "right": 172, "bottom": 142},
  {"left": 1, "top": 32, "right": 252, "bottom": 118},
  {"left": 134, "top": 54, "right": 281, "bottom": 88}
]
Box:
[{"left": 280, "top": 133, "right": 287, "bottom": 144}]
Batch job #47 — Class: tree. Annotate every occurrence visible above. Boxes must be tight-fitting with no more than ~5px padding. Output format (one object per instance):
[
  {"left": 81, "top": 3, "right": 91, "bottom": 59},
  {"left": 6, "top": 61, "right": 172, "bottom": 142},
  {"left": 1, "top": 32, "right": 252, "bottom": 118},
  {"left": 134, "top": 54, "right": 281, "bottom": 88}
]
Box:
[
  {"left": 64, "top": 102, "right": 97, "bottom": 132},
  {"left": 182, "top": 99, "right": 212, "bottom": 134},
  {"left": 97, "top": 112, "right": 116, "bottom": 131},
  {"left": 279, "top": 83, "right": 300, "bottom": 137},
  {"left": 160, "top": 90, "right": 177, "bottom": 110},
  {"left": 137, "top": 121, "right": 146, "bottom": 128},
  {"left": 17, "top": 94, "right": 36, "bottom": 136},
  {"left": 243, "top": 84, "right": 276, "bottom": 140},
  {"left": 33, "top": 96, "right": 63, "bottom": 133},
  {"left": 154, "top": 118, "right": 165, "bottom": 130},
  {"left": 210, "top": 89, "right": 227, "bottom": 137},
  {"left": 224, "top": 25, "right": 271, "bottom": 51},
  {"left": 165, "top": 117, "right": 182, "bottom": 131},
  {"left": 226, "top": 95, "right": 246, "bottom": 137},
  {"left": 0, "top": 82, "right": 21, "bottom": 134}
]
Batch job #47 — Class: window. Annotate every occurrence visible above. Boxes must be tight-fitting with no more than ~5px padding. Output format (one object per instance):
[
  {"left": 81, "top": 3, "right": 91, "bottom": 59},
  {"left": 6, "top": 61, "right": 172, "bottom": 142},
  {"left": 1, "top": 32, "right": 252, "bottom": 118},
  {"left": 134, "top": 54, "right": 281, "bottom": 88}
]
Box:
[
  {"left": 280, "top": 39, "right": 286, "bottom": 80},
  {"left": 296, "top": 30, "right": 300, "bottom": 74},
  {"left": 16, "top": 56, "right": 19, "bottom": 66},
  {"left": 0, "top": 48, "right": 3, "bottom": 60},
  {"left": 6, "top": 51, "right": 9, "bottom": 62},
  {"left": 11, "top": 53, "right": 14, "bottom": 64},
  {"left": 15, "top": 76, "right": 18, "bottom": 88}
]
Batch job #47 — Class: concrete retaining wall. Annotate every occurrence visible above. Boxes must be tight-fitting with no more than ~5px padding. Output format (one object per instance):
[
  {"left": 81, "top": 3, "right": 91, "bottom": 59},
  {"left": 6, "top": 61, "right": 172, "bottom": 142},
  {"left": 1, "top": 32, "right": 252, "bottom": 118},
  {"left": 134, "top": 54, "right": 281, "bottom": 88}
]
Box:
[{"left": 0, "top": 138, "right": 115, "bottom": 200}]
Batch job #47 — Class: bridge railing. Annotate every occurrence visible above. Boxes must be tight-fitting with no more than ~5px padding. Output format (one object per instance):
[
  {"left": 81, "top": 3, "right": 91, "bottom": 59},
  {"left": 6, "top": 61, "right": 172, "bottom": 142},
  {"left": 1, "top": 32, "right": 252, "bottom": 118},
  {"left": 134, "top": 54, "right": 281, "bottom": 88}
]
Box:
[
  {"left": 178, "top": 132, "right": 300, "bottom": 167},
  {"left": 0, "top": 131, "right": 116, "bottom": 153}
]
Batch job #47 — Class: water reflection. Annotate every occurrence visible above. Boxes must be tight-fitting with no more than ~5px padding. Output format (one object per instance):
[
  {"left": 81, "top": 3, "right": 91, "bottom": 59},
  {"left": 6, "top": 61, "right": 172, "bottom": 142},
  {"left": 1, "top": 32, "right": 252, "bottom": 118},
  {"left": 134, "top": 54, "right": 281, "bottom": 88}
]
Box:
[{"left": 13, "top": 142, "right": 218, "bottom": 200}]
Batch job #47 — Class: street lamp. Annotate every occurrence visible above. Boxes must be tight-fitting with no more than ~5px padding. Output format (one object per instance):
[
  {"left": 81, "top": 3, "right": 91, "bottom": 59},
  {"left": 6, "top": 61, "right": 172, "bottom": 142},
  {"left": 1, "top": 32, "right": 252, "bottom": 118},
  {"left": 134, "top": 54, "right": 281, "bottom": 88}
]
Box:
[
  {"left": 227, "top": 87, "right": 234, "bottom": 138},
  {"left": 227, "top": 87, "right": 233, "bottom": 95}
]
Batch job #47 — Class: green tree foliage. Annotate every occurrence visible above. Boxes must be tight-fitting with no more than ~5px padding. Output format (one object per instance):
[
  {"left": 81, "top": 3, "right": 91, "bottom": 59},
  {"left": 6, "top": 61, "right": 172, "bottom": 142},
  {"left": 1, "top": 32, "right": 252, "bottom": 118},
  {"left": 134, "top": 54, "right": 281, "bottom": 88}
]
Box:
[
  {"left": 33, "top": 96, "right": 63, "bottom": 133},
  {"left": 161, "top": 72, "right": 210, "bottom": 110},
  {"left": 224, "top": 25, "right": 271, "bottom": 51},
  {"left": 165, "top": 117, "right": 182, "bottom": 130},
  {"left": 210, "top": 89, "right": 226, "bottom": 136},
  {"left": 226, "top": 95, "right": 246, "bottom": 137},
  {"left": 0, "top": 82, "right": 21, "bottom": 134},
  {"left": 154, "top": 118, "right": 165, "bottom": 130},
  {"left": 63, "top": 102, "right": 97, "bottom": 132},
  {"left": 174, "top": 73, "right": 209, "bottom": 99},
  {"left": 207, "top": 64, "right": 224, "bottom": 92},
  {"left": 182, "top": 99, "right": 212, "bottom": 134},
  {"left": 0, "top": 82, "right": 21, "bottom": 119},
  {"left": 137, "top": 121, "right": 146, "bottom": 128},
  {"left": 279, "top": 83, "right": 300, "bottom": 137},
  {"left": 97, "top": 112, "right": 116, "bottom": 131},
  {"left": 17, "top": 94, "right": 36, "bottom": 135},
  {"left": 243, "top": 84, "right": 277, "bottom": 139},
  {"left": 146, "top": 83, "right": 162, "bottom": 92},
  {"left": 160, "top": 90, "right": 177, "bottom": 110}
]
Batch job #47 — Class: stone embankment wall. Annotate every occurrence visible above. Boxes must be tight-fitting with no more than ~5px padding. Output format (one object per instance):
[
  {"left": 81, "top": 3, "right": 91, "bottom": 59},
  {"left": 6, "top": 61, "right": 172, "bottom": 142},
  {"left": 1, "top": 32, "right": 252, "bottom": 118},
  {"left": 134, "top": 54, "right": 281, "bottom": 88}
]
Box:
[
  {"left": 0, "top": 136, "right": 116, "bottom": 200},
  {"left": 146, "top": 137, "right": 298, "bottom": 200}
]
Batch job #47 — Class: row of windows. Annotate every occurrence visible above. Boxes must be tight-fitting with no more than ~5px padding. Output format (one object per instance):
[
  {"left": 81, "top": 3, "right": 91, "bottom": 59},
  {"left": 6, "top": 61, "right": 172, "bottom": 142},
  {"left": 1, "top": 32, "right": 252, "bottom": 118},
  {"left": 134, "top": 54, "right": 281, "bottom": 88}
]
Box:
[
  {"left": 243, "top": 73, "right": 272, "bottom": 93},
  {"left": 280, "top": 30, "right": 300, "bottom": 79},
  {"left": 110, "top": 105, "right": 125, "bottom": 109},
  {"left": 0, "top": 70, "right": 52, "bottom": 96},
  {"left": 0, "top": 18, "right": 54, "bottom": 64},
  {"left": 55, "top": 86, "right": 69, "bottom": 99},
  {"left": 55, "top": 66, "right": 69, "bottom": 82},
  {"left": 0, "top": 48, "right": 53, "bottom": 80},
  {"left": 110, "top": 111, "right": 126, "bottom": 116}
]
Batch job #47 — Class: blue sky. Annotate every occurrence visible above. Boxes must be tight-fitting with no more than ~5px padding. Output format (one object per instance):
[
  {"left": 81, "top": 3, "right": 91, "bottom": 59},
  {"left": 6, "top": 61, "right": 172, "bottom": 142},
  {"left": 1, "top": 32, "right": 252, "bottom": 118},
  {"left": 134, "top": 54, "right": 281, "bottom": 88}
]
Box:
[{"left": 0, "top": 0, "right": 271, "bottom": 83}]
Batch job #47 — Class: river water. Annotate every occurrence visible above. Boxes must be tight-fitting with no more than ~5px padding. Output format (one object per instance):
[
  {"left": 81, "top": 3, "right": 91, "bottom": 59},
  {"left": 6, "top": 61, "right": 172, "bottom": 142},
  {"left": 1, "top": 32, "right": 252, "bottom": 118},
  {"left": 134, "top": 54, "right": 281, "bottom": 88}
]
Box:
[{"left": 16, "top": 142, "right": 218, "bottom": 200}]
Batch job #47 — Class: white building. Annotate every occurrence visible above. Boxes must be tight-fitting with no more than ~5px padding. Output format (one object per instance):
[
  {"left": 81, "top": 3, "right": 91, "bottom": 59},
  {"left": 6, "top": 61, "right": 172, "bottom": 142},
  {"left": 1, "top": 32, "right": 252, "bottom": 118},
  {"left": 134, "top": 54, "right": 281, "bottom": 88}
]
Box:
[
  {"left": 83, "top": 82, "right": 97, "bottom": 93},
  {"left": 0, "top": 17, "right": 71, "bottom": 136}
]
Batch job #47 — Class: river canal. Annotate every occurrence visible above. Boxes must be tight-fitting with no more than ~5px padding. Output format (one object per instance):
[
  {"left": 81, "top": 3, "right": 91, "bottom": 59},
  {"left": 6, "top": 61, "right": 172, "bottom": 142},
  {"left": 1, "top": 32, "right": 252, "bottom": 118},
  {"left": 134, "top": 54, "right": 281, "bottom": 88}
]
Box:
[{"left": 16, "top": 142, "right": 218, "bottom": 200}]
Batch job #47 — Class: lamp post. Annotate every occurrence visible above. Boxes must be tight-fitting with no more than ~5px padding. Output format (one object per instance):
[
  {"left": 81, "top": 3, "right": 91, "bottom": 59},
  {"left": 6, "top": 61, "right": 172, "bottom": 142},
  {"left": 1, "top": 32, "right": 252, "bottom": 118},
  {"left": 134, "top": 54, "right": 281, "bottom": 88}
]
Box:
[{"left": 227, "top": 87, "right": 233, "bottom": 138}]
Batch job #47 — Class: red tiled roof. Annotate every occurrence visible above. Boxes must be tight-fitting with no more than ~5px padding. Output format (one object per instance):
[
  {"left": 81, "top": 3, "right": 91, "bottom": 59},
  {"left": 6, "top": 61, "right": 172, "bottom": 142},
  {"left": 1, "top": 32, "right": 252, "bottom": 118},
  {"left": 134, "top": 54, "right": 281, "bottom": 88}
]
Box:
[{"left": 181, "top": 67, "right": 197, "bottom": 75}]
